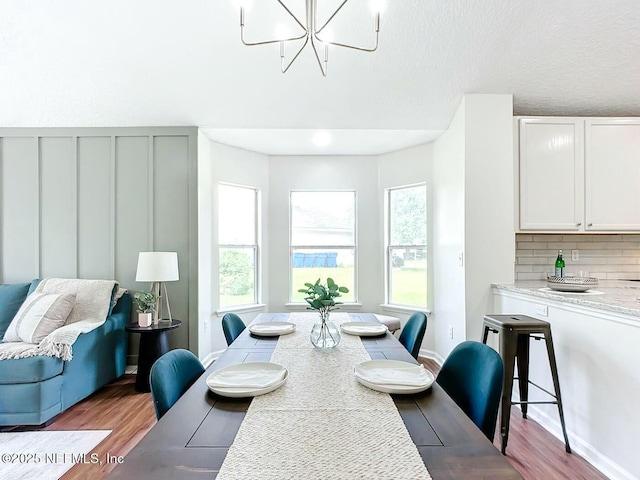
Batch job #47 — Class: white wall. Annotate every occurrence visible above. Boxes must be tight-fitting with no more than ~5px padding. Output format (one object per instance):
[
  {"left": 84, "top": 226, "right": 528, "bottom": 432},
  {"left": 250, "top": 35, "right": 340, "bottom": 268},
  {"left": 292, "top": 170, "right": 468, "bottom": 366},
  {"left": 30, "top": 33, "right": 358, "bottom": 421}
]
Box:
[
  {"left": 463, "top": 94, "right": 515, "bottom": 341},
  {"left": 430, "top": 94, "right": 515, "bottom": 360},
  {"left": 198, "top": 134, "right": 270, "bottom": 359},
  {"left": 268, "top": 155, "right": 379, "bottom": 312},
  {"left": 377, "top": 144, "right": 433, "bottom": 349},
  {"left": 197, "top": 131, "right": 213, "bottom": 358},
  {"left": 432, "top": 100, "right": 467, "bottom": 360}
]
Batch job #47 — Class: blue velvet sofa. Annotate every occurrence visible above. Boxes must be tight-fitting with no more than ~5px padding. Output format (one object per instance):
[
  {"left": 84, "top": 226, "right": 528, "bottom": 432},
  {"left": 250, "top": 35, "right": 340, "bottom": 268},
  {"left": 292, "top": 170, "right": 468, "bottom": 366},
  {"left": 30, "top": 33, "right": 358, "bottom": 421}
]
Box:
[{"left": 0, "top": 280, "right": 131, "bottom": 426}]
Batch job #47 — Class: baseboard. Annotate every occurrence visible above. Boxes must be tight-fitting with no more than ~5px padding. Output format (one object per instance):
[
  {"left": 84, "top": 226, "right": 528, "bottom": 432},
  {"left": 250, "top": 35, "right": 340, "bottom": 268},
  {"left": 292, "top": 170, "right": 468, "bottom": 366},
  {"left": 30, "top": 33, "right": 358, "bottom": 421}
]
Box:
[
  {"left": 526, "top": 406, "right": 637, "bottom": 480},
  {"left": 201, "top": 349, "right": 226, "bottom": 368},
  {"left": 418, "top": 348, "right": 444, "bottom": 365},
  {"left": 125, "top": 365, "right": 137, "bottom": 375}
]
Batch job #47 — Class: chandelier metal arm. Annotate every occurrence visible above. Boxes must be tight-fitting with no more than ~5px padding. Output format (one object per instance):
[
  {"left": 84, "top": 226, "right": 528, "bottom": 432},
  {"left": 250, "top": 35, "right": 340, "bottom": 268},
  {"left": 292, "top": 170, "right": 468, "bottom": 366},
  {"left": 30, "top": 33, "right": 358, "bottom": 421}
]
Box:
[
  {"left": 281, "top": 36, "right": 310, "bottom": 74},
  {"left": 241, "top": 29, "right": 306, "bottom": 47},
  {"left": 315, "top": 0, "right": 350, "bottom": 35},
  {"left": 314, "top": 32, "right": 380, "bottom": 53},
  {"left": 310, "top": 34, "right": 328, "bottom": 77},
  {"left": 240, "top": 2, "right": 306, "bottom": 47},
  {"left": 275, "top": 0, "right": 306, "bottom": 32}
]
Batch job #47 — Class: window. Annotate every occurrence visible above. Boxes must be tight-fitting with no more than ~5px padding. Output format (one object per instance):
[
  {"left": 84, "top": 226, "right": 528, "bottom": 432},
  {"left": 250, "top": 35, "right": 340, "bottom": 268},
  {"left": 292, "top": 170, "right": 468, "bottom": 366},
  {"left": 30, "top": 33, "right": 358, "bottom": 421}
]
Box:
[
  {"left": 290, "top": 191, "right": 356, "bottom": 303},
  {"left": 386, "top": 184, "right": 427, "bottom": 308},
  {"left": 218, "top": 184, "right": 260, "bottom": 308}
]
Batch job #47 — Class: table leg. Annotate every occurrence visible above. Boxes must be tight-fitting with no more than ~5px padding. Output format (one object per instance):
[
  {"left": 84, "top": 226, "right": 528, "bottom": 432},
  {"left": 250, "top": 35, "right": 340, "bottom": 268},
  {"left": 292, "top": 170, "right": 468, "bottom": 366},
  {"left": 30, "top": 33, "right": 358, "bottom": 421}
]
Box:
[{"left": 135, "top": 331, "right": 170, "bottom": 392}]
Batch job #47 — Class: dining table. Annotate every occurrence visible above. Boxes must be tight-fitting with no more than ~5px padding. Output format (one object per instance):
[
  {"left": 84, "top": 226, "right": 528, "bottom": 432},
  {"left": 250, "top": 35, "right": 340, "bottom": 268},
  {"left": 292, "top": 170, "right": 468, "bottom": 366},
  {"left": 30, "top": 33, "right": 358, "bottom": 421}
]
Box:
[{"left": 108, "top": 312, "right": 521, "bottom": 479}]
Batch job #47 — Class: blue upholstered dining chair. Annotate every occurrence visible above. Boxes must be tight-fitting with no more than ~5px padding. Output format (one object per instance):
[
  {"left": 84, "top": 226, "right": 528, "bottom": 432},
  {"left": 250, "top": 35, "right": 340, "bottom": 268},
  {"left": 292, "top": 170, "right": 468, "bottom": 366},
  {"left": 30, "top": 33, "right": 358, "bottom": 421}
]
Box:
[
  {"left": 398, "top": 312, "right": 428, "bottom": 359},
  {"left": 222, "top": 313, "right": 246, "bottom": 346},
  {"left": 149, "top": 349, "right": 205, "bottom": 420},
  {"left": 436, "top": 341, "right": 504, "bottom": 441}
]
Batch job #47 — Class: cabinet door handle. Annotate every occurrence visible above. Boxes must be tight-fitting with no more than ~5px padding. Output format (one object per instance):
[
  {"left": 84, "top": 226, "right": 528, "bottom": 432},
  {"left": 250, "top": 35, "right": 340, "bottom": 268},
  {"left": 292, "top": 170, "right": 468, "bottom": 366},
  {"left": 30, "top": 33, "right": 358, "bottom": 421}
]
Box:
[
  {"left": 588, "top": 223, "right": 593, "bottom": 227},
  {"left": 576, "top": 222, "right": 582, "bottom": 226}
]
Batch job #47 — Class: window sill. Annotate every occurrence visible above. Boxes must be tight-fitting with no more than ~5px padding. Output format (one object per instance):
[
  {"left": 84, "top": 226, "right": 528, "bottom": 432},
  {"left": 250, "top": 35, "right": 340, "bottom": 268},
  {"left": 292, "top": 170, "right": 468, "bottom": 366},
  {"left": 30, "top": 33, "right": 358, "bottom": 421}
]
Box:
[
  {"left": 285, "top": 303, "right": 363, "bottom": 312},
  {"left": 215, "top": 304, "right": 267, "bottom": 317},
  {"left": 380, "top": 304, "right": 431, "bottom": 315}
]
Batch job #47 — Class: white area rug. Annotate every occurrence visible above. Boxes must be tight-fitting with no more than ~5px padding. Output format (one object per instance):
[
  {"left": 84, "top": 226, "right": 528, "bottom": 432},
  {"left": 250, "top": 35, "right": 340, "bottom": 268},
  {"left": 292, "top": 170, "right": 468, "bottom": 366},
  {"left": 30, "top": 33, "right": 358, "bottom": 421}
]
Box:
[{"left": 0, "top": 430, "right": 111, "bottom": 480}]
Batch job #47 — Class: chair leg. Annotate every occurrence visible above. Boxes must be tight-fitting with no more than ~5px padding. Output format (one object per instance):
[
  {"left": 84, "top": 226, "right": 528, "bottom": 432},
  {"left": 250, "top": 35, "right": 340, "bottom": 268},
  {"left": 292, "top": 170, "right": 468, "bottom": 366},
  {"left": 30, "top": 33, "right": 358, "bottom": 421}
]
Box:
[
  {"left": 516, "top": 333, "right": 530, "bottom": 419},
  {"left": 499, "top": 331, "right": 517, "bottom": 455},
  {"left": 544, "top": 330, "right": 572, "bottom": 454}
]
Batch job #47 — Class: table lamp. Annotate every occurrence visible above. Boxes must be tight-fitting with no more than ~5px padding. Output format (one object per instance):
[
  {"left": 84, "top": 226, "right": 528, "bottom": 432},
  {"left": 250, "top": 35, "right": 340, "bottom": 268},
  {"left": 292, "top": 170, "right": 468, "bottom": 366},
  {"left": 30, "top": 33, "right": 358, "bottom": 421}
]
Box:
[{"left": 135, "top": 252, "right": 179, "bottom": 324}]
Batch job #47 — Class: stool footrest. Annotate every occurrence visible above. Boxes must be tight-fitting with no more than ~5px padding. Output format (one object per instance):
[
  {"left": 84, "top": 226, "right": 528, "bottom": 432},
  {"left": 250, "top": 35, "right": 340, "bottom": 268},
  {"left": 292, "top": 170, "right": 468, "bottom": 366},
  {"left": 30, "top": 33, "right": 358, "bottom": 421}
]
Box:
[
  {"left": 510, "top": 400, "right": 559, "bottom": 406},
  {"left": 513, "top": 377, "right": 558, "bottom": 399}
]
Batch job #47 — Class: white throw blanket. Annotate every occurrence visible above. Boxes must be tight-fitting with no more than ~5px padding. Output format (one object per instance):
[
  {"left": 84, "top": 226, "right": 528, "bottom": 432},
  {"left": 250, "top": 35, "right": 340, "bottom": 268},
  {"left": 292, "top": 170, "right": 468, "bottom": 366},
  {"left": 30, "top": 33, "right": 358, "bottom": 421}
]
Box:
[{"left": 0, "top": 278, "right": 120, "bottom": 361}]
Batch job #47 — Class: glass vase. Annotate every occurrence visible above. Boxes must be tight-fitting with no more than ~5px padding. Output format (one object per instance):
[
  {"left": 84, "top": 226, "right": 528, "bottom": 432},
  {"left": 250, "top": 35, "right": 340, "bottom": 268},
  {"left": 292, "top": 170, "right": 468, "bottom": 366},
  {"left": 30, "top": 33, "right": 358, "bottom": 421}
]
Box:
[{"left": 310, "top": 311, "right": 341, "bottom": 349}]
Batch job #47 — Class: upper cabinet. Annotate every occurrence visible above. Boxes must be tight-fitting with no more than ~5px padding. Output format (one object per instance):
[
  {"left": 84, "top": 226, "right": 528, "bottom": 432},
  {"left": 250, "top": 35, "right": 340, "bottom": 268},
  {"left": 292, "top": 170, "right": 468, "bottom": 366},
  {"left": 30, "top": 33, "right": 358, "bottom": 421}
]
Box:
[
  {"left": 585, "top": 119, "right": 640, "bottom": 231},
  {"left": 518, "top": 117, "right": 640, "bottom": 232},
  {"left": 519, "top": 118, "right": 584, "bottom": 231}
]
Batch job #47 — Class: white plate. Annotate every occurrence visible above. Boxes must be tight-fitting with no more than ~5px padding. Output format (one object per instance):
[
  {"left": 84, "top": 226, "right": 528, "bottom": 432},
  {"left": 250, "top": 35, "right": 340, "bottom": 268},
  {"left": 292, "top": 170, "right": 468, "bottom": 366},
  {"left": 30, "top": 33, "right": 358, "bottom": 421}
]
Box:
[
  {"left": 249, "top": 321, "right": 297, "bottom": 337},
  {"left": 354, "top": 359, "right": 435, "bottom": 394},
  {"left": 206, "top": 362, "right": 288, "bottom": 398},
  {"left": 340, "top": 322, "right": 388, "bottom": 337}
]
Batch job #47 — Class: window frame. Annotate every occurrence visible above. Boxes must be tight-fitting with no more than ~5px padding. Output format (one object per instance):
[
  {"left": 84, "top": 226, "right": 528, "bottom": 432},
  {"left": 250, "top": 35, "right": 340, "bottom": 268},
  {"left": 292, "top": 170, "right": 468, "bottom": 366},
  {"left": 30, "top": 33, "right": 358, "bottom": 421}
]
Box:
[
  {"left": 218, "top": 182, "right": 261, "bottom": 309},
  {"left": 385, "top": 183, "right": 427, "bottom": 309},
  {"left": 288, "top": 189, "right": 358, "bottom": 304}
]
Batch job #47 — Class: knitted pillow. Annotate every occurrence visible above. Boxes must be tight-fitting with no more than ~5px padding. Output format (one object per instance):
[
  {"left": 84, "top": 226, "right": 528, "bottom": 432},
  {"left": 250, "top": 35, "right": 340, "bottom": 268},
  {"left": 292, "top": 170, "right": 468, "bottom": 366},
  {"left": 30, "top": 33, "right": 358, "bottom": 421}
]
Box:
[{"left": 3, "top": 292, "right": 76, "bottom": 344}]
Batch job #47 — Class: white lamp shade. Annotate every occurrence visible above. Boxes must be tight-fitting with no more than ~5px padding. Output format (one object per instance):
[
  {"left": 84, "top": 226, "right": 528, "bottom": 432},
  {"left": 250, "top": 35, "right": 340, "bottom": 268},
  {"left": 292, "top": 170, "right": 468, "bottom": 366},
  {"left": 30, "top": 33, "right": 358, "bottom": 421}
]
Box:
[{"left": 135, "top": 252, "right": 179, "bottom": 282}]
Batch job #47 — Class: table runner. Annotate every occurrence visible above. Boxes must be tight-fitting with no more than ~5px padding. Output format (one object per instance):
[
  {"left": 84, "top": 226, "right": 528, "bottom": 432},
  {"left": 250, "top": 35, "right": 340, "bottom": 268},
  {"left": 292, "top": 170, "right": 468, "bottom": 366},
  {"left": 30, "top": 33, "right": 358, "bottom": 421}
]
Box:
[{"left": 216, "top": 312, "right": 432, "bottom": 480}]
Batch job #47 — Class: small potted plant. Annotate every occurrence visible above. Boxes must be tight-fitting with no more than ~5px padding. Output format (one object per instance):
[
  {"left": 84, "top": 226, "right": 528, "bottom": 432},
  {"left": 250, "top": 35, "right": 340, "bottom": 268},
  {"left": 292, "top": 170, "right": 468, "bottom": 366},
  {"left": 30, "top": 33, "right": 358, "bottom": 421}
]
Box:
[
  {"left": 298, "top": 278, "right": 349, "bottom": 349},
  {"left": 134, "top": 291, "right": 157, "bottom": 327}
]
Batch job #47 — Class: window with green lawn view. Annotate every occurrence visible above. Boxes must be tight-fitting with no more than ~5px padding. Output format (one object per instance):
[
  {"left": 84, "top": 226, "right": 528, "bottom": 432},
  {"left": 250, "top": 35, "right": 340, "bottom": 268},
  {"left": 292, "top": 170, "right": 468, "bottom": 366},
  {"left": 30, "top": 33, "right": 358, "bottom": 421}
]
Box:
[
  {"left": 290, "top": 191, "right": 356, "bottom": 303},
  {"left": 386, "top": 184, "right": 427, "bottom": 308},
  {"left": 219, "top": 184, "right": 260, "bottom": 308}
]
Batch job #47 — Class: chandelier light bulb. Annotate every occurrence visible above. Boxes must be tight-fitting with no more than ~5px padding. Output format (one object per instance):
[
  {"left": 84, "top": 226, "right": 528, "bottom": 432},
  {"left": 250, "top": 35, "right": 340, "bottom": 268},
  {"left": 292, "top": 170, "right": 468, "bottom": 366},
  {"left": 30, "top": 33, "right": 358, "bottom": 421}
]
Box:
[
  {"left": 275, "top": 23, "right": 291, "bottom": 41},
  {"left": 370, "top": 0, "right": 386, "bottom": 14},
  {"left": 234, "top": 0, "right": 252, "bottom": 12}
]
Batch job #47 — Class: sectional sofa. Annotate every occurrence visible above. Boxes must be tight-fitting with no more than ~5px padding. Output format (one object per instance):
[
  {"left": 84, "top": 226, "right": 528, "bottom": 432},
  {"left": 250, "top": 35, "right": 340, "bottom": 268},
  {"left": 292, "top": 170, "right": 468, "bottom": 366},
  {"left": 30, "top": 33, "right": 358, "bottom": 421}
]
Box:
[{"left": 0, "top": 280, "right": 131, "bottom": 426}]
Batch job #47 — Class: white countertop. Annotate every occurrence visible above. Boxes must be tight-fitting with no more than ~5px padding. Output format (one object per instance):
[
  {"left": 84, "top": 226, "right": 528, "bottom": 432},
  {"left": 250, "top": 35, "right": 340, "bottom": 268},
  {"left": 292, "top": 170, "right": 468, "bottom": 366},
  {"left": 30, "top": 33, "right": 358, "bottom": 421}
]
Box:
[{"left": 492, "top": 280, "right": 640, "bottom": 318}]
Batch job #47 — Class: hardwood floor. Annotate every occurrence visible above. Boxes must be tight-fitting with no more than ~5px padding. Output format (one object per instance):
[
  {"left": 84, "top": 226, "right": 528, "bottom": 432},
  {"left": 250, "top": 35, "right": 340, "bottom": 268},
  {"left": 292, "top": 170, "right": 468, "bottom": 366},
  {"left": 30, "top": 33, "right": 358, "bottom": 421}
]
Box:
[
  {"left": 39, "top": 365, "right": 605, "bottom": 480},
  {"left": 45, "top": 376, "right": 156, "bottom": 479}
]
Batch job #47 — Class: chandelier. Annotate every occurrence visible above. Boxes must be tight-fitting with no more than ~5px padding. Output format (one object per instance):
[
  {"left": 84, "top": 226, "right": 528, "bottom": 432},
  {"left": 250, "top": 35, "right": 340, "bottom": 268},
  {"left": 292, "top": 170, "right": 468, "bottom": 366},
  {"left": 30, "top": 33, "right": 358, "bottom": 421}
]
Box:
[{"left": 239, "top": 0, "right": 381, "bottom": 76}]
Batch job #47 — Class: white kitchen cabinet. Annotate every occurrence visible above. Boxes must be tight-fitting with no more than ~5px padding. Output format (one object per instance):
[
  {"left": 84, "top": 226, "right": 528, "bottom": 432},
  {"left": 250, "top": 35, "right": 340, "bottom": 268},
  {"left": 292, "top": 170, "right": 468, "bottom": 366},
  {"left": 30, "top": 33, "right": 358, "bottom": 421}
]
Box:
[
  {"left": 518, "top": 118, "right": 584, "bottom": 231},
  {"left": 518, "top": 117, "right": 640, "bottom": 232},
  {"left": 585, "top": 119, "right": 640, "bottom": 230}
]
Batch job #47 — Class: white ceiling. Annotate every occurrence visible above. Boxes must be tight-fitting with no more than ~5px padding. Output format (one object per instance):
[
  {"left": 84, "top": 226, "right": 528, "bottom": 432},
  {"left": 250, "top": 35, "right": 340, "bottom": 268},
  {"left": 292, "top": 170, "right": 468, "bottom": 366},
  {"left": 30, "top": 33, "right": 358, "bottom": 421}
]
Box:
[{"left": 1, "top": 0, "right": 639, "bottom": 155}]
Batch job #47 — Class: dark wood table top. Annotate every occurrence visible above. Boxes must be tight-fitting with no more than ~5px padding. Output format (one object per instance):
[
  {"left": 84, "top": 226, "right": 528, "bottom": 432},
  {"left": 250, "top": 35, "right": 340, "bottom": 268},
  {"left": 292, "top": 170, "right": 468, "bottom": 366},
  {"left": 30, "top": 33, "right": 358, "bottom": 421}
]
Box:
[
  {"left": 108, "top": 313, "right": 521, "bottom": 479},
  {"left": 125, "top": 319, "right": 182, "bottom": 333}
]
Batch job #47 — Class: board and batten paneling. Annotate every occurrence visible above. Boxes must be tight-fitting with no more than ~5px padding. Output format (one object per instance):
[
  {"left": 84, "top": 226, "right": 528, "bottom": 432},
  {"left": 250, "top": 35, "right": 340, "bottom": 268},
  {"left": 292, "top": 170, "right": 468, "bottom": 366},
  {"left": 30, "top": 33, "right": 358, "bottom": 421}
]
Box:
[
  {"left": 40, "top": 136, "right": 77, "bottom": 278},
  {"left": 0, "top": 136, "right": 39, "bottom": 279},
  {"left": 0, "top": 128, "right": 197, "bottom": 362},
  {"left": 78, "top": 136, "right": 113, "bottom": 279}
]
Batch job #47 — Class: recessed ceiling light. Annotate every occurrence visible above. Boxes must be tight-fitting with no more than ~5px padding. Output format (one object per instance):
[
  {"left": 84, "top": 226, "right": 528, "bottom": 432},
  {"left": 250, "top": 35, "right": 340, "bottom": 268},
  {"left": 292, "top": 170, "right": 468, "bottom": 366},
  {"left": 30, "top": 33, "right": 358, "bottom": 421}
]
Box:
[{"left": 312, "top": 131, "right": 332, "bottom": 147}]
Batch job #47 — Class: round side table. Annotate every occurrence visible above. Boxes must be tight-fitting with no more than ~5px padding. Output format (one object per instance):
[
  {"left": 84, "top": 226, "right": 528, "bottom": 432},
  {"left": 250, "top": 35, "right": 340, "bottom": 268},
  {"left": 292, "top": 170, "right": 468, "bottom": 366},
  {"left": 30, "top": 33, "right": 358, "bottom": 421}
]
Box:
[{"left": 125, "top": 319, "right": 182, "bottom": 392}]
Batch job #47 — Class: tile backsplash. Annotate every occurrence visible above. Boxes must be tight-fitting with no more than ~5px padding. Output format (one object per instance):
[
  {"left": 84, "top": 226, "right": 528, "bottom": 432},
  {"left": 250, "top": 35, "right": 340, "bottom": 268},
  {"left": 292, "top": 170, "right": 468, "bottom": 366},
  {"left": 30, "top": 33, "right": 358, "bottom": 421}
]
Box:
[{"left": 515, "top": 234, "right": 640, "bottom": 280}]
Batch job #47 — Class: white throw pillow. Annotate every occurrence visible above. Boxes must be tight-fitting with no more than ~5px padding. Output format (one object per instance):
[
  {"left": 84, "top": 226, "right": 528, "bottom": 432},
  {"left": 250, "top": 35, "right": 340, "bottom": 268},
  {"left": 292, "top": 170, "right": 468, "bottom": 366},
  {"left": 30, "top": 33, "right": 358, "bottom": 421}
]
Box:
[{"left": 3, "top": 292, "right": 76, "bottom": 344}]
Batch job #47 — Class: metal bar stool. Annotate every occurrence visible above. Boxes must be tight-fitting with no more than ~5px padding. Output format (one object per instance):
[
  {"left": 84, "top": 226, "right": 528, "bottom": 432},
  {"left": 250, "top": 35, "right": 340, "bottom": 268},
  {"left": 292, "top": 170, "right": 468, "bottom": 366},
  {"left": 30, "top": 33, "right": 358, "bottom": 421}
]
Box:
[{"left": 481, "top": 314, "right": 571, "bottom": 455}]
